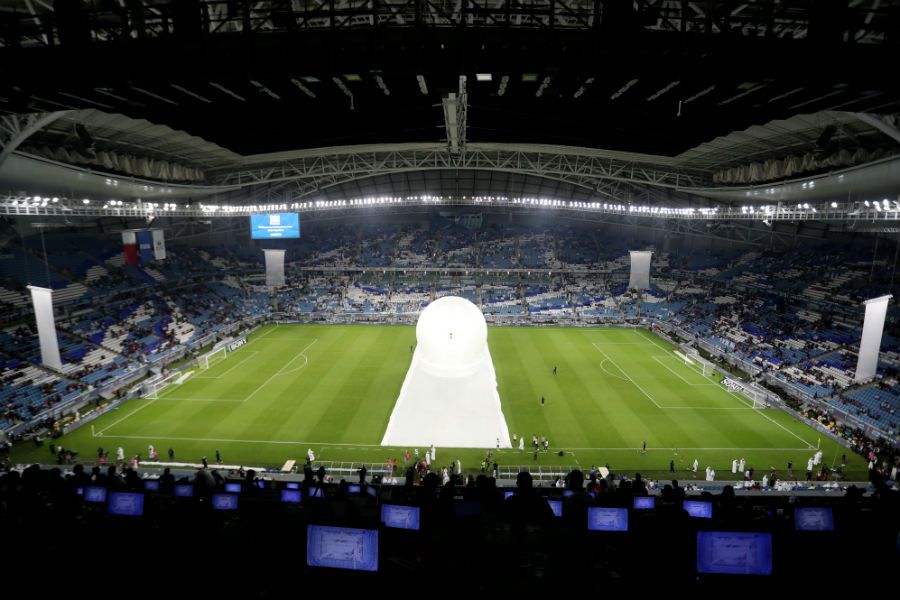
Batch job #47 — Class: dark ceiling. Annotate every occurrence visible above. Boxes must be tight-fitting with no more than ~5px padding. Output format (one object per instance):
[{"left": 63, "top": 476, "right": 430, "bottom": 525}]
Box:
[{"left": 1, "top": 1, "right": 898, "bottom": 158}]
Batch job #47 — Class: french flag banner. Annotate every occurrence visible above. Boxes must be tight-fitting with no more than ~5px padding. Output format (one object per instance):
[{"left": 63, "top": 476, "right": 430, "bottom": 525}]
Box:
[
  {"left": 122, "top": 231, "right": 138, "bottom": 265},
  {"left": 137, "top": 230, "right": 154, "bottom": 262}
]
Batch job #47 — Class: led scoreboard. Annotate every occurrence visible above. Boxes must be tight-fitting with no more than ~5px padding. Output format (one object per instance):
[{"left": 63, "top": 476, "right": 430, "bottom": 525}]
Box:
[{"left": 250, "top": 213, "right": 300, "bottom": 239}]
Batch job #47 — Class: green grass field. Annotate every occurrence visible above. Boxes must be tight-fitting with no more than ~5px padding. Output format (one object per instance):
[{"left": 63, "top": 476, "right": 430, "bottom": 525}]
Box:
[{"left": 12, "top": 324, "right": 869, "bottom": 480}]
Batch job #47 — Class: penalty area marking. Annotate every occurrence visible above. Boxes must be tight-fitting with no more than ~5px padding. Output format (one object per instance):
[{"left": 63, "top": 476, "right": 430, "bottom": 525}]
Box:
[
  {"left": 194, "top": 350, "right": 259, "bottom": 379},
  {"left": 651, "top": 355, "right": 719, "bottom": 386}
]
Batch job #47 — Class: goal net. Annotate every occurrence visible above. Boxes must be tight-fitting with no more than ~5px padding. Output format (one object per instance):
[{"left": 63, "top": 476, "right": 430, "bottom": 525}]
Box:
[
  {"left": 720, "top": 376, "right": 769, "bottom": 409},
  {"left": 143, "top": 371, "right": 179, "bottom": 399},
  {"left": 675, "top": 348, "right": 714, "bottom": 377},
  {"left": 199, "top": 345, "right": 228, "bottom": 370}
]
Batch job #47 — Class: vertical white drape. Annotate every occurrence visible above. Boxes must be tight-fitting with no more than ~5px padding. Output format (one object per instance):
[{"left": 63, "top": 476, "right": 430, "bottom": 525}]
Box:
[
  {"left": 854, "top": 295, "right": 891, "bottom": 382},
  {"left": 629, "top": 251, "right": 652, "bottom": 290},
  {"left": 263, "top": 249, "right": 286, "bottom": 287},
  {"left": 27, "top": 285, "right": 62, "bottom": 370},
  {"left": 152, "top": 229, "right": 166, "bottom": 260}
]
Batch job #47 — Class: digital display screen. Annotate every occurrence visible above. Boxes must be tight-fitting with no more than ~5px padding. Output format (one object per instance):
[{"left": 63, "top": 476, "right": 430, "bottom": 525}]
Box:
[
  {"left": 546, "top": 499, "right": 563, "bottom": 517},
  {"left": 281, "top": 490, "right": 302, "bottom": 504},
  {"left": 366, "top": 486, "right": 378, "bottom": 498},
  {"left": 307, "top": 525, "right": 378, "bottom": 572},
  {"left": 308, "top": 486, "right": 324, "bottom": 498},
  {"left": 84, "top": 486, "right": 106, "bottom": 503},
  {"left": 212, "top": 493, "right": 239, "bottom": 511},
  {"left": 684, "top": 500, "right": 713, "bottom": 518},
  {"left": 381, "top": 504, "right": 421, "bottom": 531},
  {"left": 794, "top": 507, "right": 834, "bottom": 532},
  {"left": 286, "top": 482, "right": 300, "bottom": 490},
  {"left": 144, "top": 480, "right": 160, "bottom": 491},
  {"left": 225, "top": 483, "right": 241, "bottom": 493},
  {"left": 347, "top": 484, "right": 361, "bottom": 494},
  {"left": 108, "top": 492, "right": 144, "bottom": 517},
  {"left": 562, "top": 490, "right": 574, "bottom": 498},
  {"left": 250, "top": 213, "right": 300, "bottom": 239},
  {"left": 634, "top": 496, "right": 655, "bottom": 510},
  {"left": 588, "top": 507, "right": 629, "bottom": 532},
  {"left": 174, "top": 484, "right": 194, "bottom": 498},
  {"left": 697, "top": 531, "right": 773, "bottom": 575},
  {"left": 503, "top": 491, "right": 515, "bottom": 500}
]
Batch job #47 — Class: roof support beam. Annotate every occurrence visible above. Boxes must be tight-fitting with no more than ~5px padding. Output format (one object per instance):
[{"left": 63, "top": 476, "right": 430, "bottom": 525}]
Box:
[{"left": 0, "top": 111, "right": 70, "bottom": 170}]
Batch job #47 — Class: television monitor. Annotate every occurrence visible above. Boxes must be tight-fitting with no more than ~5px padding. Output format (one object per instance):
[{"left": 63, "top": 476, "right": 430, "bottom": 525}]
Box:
[
  {"left": 250, "top": 213, "right": 300, "bottom": 239},
  {"left": 381, "top": 504, "right": 421, "bottom": 531},
  {"left": 84, "top": 486, "right": 106, "bottom": 503},
  {"left": 224, "top": 483, "right": 241, "bottom": 493},
  {"left": 366, "top": 486, "right": 378, "bottom": 498},
  {"left": 144, "top": 479, "right": 160, "bottom": 491},
  {"left": 212, "top": 493, "right": 239, "bottom": 511},
  {"left": 697, "top": 531, "right": 773, "bottom": 575},
  {"left": 347, "top": 484, "right": 361, "bottom": 494},
  {"left": 587, "top": 507, "right": 629, "bottom": 532},
  {"left": 684, "top": 500, "right": 713, "bottom": 519},
  {"left": 174, "top": 484, "right": 194, "bottom": 498},
  {"left": 546, "top": 499, "right": 563, "bottom": 518},
  {"left": 307, "top": 486, "right": 325, "bottom": 498},
  {"left": 254, "top": 480, "right": 266, "bottom": 489},
  {"left": 794, "top": 507, "right": 834, "bottom": 532},
  {"left": 76, "top": 487, "right": 84, "bottom": 496},
  {"left": 503, "top": 491, "right": 515, "bottom": 500},
  {"left": 562, "top": 490, "right": 574, "bottom": 498},
  {"left": 281, "top": 490, "right": 302, "bottom": 504},
  {"left": 307, "top": 525, "right": 378, "bottom": 572},
  {"left": 108, "top": 492, "right": 145, "bottom": 517},
  {"left": 633, "top": 496, "right": 655, "bottom": 510},
  {"left": 286, "top": 482, "right": 300, "bottom": 490}
]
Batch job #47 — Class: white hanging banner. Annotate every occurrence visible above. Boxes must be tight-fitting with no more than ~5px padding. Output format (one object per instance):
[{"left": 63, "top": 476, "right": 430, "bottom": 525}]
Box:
[
  {"left": 629, "top": 251, "right": 653, "bottom": 290},
  {"left": 152, "top": 229, "right": 166, "bottom": 260},
  {"left": 263, "top": 249, "right": 286, "bottom": 287},
  {"left": 27, "top": 285, "right": 62, "bottom": 370},
  {"left": 854, "top": 295, "right": 891, "bottom": 382}
]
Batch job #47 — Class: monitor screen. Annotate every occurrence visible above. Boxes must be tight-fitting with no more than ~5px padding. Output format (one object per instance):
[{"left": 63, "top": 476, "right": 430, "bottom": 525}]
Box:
[
  {"left": 224, "top": 483, "right": 241, "bottom": 493},
  {"left": 174, "top": 484, "right": 194, "bottom": 498},
  {"left": 307, "top": 525, "right": 378, "bottom": 572},
  {"left": 212, "top": 493, "right": 239, "bottom": 511},
  {"left": 381, "top": 504, "right": 421, "bottom": 531},
  {"left": 794, "top": 507, "right": 834, "bottom": 532},
  {"left": 684, "top": 500, "right": 713, "bottom": 519},
  {"left": 108, "top": 492, "right": 144, "bottom": 517},
  {"left": 634, "top": 496, "right": 655, "bottom": 510},
  {"left": 76, "top": 487, "right": 84, "bottom": 496},
  {"left": 562, "top": 490, "right": 574, "bottom": 498},
  {"left": 250, "top": 213, "right": 300, "bottom": 239},
  {"left": 697, "top": 532, "right": 773, "bottom": 575},
  {"left": 281, "top": 490, "right": 302, "bottom": 504},
  {"left": 366, "top": 486, "right": 378, "bottom": 498},
  {"left": 286, "top": 482, "right": 300, "bottom": 490},
  {"left": 588, "top": 507, "right": 629, "bottom": 532},
  {"left": 347, "top": 484, "right": 361, "bottom": 494},
  {"left": 84, "top": 486, "right": 106, "bottom": 503},
  {"left": 144, "top": 480, "right": 160, "bottom": 491},
  {"left": 546, "top": 499, "right": 563, "bottom": 518},
  {"left": 308, "top": 486, "right": 324, "bottom": 498},
  {"left": 503, "top": 491, "right": 515, "bottom": 500}
]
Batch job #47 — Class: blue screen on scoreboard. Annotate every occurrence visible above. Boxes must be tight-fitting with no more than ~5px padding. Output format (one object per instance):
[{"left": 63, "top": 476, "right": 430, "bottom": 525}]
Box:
[{"left": 250, "top": 213, "right": 300, "bottom": 239}]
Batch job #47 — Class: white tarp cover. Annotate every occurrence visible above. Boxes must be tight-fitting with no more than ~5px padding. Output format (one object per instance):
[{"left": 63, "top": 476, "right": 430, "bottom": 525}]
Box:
[
  {"left": 263, "top": 249, "right": 286, "bottom": 287},
  {"left": 382, "top": 296, "right": 512, "bottom": 448},
  {"left": 28, "top": 285, "right": 62, "bottom": 370},
  {"left": 854, "top": 295, "right": 891, "bottom": 382},
  {"left": 629, "top": 251, "right": 652, "bottom": 290}
]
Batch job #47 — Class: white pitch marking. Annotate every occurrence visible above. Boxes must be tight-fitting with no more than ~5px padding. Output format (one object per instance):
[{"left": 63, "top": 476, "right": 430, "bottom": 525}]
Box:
[
  {"left": 651, "top": 355, "right": 718, "bottom": 386},
  {"left": 92, "top": 434, "right": 812, "bottom": 452},
  {"left": 592, "top": 343, "right": 663, "bottom": 408},
  {"left": 95, "top": 397, "right": 159, "bottom": 435},
  {"left": 243, "top": 338, "right": 318, "bottom": 403},
  {"left": 194, "top": 350, "right": 259, "bottom": 379}
]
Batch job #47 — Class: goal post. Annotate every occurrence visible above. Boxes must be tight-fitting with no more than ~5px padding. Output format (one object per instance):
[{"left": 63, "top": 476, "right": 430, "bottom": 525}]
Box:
[
  {"left": 199, "top": 345, "right": 228, "bottom": 370},
  {"left": 720, "top": 376, "right": 770, "bottom": 409},
  {"left": 142, "top": 372, "right": 177, "bottom": 399}
]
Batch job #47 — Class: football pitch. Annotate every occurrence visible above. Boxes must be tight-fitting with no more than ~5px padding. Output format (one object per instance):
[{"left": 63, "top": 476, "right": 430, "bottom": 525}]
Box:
[{"left": 13, "top": 324, "right": 868, "bottom": 480}]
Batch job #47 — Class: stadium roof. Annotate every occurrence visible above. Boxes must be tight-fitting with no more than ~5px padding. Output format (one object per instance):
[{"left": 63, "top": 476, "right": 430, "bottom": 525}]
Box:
[{"left": 1, "top": 1, "right": 899, "bottom": 213}]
